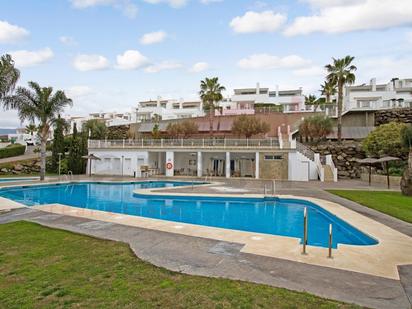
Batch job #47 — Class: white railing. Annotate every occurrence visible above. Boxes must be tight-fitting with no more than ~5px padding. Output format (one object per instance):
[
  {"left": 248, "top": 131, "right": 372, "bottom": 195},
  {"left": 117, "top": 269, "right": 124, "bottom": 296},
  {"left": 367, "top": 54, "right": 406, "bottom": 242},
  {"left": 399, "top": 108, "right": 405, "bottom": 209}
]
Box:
[
  {"left": 295, "top": 141, "right": 315, "bottom": 161},
  {"left": 326, "top": 154, "right": 338, "bottom": 182},
  {"left": 88, "top": 138, "right": 280, "bottom": 149},
  {"left": 314, "top": 153, "right": 325, "bottom": 182}
]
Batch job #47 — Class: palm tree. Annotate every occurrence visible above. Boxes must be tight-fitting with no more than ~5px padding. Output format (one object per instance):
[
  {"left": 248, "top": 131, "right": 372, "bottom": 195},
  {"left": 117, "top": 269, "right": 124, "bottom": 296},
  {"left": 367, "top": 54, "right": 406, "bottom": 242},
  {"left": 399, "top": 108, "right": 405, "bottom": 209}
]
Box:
[
  {"left": 304, "top": 94, "right": 319, "bottom": 112},
  {"left": 3, "top": 82, "right": 72, "bottom": 180},
  {"left": 0, "top": 54, "right": 20, "bottom": 100},
  {"left": 320, "top": 80, "right": 336, "bottom": 104},
  {"left": 401, "top": 125, "right": 412, "bottom": 196},
  {"left": 25, "top": 123, "right": 37, "bottom": 137},
  {"left": 325, "top": 56, "right": 357, "bottom": 143},
  {"left": 199, "top": 77, "right": 226, "bottom": 137}
]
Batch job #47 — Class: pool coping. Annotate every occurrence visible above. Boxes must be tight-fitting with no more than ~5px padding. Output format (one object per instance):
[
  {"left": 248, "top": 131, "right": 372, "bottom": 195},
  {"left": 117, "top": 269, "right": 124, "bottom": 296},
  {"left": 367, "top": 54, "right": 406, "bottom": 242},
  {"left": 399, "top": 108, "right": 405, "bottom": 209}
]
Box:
[{"left": 1, "top": 180, "right": 411, "bottom": 280}]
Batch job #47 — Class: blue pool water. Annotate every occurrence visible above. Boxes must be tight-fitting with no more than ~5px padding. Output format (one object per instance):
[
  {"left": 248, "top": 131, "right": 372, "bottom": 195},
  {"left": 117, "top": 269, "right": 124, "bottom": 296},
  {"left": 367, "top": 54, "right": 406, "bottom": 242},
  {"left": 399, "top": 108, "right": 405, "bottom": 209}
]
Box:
[{"left": 0, "top": 181, "right": 378, "bottom": 248}]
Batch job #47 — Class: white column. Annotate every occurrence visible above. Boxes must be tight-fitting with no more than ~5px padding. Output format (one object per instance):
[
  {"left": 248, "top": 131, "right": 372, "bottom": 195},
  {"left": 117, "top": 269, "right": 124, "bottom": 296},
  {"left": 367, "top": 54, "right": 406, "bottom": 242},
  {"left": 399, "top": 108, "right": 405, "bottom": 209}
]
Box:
[
  {"left": 165, "top": 151, "right": 174, "bottom": 177},
  {"left": 255, "top": 152, "right": 260, "bottom": 179},
  {"left": 225, "top": 152, "right": 230, "bottom": 178},
  {"left": 197, "top": 152, "right": 202, "bottom": 177}
]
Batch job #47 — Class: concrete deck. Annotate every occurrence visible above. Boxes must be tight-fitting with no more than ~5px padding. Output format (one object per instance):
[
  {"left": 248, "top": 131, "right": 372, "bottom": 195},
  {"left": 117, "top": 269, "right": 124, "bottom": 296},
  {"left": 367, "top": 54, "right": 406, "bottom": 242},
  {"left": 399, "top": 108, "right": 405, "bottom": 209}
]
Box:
[{"left": 0, "top": 176, "right": 411, "bottom": 308}]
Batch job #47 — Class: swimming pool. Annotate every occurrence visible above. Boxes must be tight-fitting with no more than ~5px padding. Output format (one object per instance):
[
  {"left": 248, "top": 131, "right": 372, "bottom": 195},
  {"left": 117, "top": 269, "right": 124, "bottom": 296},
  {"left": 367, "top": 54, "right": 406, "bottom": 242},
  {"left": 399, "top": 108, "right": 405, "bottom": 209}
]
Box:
[{"left": 0, "top": 181, "right": 377, "bottom": 248}]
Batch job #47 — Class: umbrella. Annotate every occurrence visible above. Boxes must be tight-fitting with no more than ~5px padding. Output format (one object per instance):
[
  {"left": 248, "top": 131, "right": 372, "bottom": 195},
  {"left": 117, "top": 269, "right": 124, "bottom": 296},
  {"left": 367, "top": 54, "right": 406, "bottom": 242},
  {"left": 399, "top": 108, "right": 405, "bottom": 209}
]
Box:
[
  {"left": 82, "top": 154, "right": 101, "bottom": 176},
  {"left": 357, "top": 156, "right": 400, "bottom": 188}
]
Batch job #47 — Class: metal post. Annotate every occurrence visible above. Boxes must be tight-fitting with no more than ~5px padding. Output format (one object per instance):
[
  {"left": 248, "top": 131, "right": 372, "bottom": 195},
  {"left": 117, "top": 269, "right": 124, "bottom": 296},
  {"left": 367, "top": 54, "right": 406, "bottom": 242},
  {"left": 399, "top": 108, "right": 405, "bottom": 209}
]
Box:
[
  {"left": 328, "top": 224, "right": 333, "bottom": 258},
  {"left": 272, "top": 180, "right": 276, "bottom": 196},
  {"left": 302, "top": 207, "right": 308, "bottom": 255},
  {"left": 264, "top": 184, "right": 267, "bottom": 196}
]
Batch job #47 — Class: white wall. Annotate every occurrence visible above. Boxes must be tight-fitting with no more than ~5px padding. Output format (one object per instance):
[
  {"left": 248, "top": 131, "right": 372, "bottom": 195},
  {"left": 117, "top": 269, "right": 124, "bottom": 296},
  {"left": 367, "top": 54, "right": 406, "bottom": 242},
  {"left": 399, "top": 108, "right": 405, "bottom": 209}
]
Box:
[
  {"left": 90, "top": 150, "right": 148, "bottom": 177},
  {"left": 288, "top": 152, "right": 318, "bottom": 181}
]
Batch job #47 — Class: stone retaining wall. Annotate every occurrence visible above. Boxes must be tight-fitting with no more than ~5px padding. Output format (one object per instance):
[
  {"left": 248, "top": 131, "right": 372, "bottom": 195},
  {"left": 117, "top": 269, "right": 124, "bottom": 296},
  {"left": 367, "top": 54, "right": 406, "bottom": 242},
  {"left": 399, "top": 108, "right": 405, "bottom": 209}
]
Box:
[
  {"left": 308, "top": 141, "right": 365, "bottom": 179},
  {"left": 375, "top": 108, "right": 412, "bottom": 125},
  {"left": 0, "top": 159, "right": 41, "bottom": 175}
]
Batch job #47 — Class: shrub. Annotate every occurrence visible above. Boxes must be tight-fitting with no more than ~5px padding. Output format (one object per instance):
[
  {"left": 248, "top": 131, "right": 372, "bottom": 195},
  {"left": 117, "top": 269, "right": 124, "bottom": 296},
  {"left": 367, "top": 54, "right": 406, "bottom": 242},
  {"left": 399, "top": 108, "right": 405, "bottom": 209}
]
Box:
[
  {"left": 362, "top": 122, "right": 408, "bottom": 158},
  {"left": 231, "top": 115, "right": 270, "bottom": 138},
  {"left": 0, "top": 143, "right": 25, "bottom": 159},
  {"left": 299, "top": 115, "right": 333, "bottom": 143}
]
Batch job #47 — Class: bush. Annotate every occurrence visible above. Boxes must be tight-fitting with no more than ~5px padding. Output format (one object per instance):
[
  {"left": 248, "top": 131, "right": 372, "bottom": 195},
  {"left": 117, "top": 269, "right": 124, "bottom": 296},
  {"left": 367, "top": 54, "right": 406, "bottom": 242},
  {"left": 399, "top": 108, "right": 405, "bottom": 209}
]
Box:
[
  {"left": 0, "top": 143, "right": 25, "bottom": 159},
  {"left": 362, "top": 122, "right": 408, "bottom": 158}
]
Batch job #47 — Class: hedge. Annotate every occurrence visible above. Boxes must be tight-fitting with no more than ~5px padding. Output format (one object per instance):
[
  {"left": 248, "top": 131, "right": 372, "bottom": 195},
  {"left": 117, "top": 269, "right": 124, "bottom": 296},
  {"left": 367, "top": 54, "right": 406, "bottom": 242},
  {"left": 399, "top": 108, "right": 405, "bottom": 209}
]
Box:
[{"left": 0, "top": 144, "right": 26, "bottom": 159}]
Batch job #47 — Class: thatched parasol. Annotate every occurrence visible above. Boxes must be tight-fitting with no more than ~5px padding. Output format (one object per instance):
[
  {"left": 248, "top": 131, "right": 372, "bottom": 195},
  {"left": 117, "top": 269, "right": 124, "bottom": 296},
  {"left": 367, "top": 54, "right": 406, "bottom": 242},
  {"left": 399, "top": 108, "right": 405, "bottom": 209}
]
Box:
[{"left": 82, "top": 154, "right": 101, "bottom": 176}]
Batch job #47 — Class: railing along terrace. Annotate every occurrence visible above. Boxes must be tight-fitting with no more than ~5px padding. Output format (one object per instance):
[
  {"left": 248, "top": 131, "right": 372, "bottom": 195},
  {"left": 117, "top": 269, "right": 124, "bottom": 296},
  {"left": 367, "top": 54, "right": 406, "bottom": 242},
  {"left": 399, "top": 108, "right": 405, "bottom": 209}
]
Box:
[{"left": 88, "top": 138, "right": 281, "bottom": 149}]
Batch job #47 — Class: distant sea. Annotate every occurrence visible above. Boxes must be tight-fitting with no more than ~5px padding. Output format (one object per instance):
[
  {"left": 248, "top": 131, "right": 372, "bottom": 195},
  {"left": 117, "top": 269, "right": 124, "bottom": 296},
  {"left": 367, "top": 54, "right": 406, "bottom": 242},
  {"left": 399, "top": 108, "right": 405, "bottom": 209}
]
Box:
[{"left": 0, "top": 128, "right": 16, "bottom": 135}]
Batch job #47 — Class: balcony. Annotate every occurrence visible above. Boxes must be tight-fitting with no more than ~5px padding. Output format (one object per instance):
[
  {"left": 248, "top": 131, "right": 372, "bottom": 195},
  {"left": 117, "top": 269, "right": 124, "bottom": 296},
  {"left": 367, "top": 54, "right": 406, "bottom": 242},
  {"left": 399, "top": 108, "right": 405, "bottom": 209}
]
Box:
[{"left": 88, "top": 138, "right": 281, "bottom": 150}]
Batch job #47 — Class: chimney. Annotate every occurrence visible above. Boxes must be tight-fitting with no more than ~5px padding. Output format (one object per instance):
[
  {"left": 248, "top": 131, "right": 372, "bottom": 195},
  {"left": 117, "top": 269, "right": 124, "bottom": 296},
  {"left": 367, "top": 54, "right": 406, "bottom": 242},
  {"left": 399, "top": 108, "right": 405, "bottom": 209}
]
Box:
[
  {"left": 179, "top": 97, "right": 184, "bottom": 109},
  {"left": 370, "top": 78, "right": 376, "bottom": 91},
  {"left": 275, "top": 85, "right": 279, "bottom": 97},
  {"left": 256, "top": 82, "right": 260, "bottom": 95},
  {"left": 156, "top": 96, "right": 161, "bottom": 108}
]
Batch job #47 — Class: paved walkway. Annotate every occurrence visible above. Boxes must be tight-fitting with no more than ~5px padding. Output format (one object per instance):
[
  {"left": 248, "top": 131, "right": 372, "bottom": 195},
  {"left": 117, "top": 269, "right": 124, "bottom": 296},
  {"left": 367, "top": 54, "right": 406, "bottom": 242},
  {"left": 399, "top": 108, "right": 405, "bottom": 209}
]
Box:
[{"left": 0, "top": 207, "right": 410, "bottom": 309}]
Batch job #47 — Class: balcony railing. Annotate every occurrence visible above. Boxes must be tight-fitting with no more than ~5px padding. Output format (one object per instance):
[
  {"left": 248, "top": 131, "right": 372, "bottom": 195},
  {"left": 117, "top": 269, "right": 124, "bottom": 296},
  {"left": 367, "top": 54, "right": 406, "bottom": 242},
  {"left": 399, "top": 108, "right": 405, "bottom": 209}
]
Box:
[{"left": 88, "top": 138, "right": 281, "bottom": 149}]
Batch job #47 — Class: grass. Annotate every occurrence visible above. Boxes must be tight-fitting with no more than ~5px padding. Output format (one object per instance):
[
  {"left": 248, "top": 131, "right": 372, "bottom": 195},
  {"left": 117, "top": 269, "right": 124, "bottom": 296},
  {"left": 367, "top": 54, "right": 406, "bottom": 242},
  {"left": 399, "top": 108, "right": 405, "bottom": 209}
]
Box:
[
  {"left": 327, "top": 190, "right": 412, "bottom": 223},
  {"left": 0, "top": 221, "right": 358, "bottom": 309}
]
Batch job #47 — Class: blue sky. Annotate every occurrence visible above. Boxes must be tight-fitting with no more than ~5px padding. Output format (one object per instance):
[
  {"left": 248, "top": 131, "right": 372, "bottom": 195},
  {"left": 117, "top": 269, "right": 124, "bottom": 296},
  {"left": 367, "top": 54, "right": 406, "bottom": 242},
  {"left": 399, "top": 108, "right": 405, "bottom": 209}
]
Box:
[{"left": 1, "top": 0, "right": 412, "bottom": 128}]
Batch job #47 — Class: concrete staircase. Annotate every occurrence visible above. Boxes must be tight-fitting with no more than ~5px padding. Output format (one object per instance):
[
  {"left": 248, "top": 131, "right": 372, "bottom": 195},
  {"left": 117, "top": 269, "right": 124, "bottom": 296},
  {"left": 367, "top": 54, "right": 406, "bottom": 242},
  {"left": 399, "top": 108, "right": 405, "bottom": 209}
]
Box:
[{"left": 323, "top": 165, "right": 335, "bottom": 182}]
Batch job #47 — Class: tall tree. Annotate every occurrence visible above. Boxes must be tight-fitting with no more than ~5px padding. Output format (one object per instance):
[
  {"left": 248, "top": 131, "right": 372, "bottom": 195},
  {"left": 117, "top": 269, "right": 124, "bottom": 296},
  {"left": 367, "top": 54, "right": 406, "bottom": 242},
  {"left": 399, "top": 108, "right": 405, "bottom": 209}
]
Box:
[
  {"left": 199, "top": 77, "right": 226, "bottom": 137},
  {"left": 51, "top": 115, "right": 66, "bottom": 172},
  {"left": 325, "top": 56, "right": 357, "bottom": 143},
  {"left": 304, "top": 94, "right": 321, "bottom": 112},
  {"left": 0, "top": 54, "right": 20, "bottom": 101},
  {"left": 231, "top": 115, "right": 270, "bottom": 138},
  {"left": 320, "top": 80, "right": 337, "bottom": 104},
  {"left": 3, "top": 81, "right": 72, "bottom": 180},
  {"left": 83, "top": 119, "right": 107, "bottom": 140},
  {"left": 68, "top": 123, "right": 83, "bottom": 174}
]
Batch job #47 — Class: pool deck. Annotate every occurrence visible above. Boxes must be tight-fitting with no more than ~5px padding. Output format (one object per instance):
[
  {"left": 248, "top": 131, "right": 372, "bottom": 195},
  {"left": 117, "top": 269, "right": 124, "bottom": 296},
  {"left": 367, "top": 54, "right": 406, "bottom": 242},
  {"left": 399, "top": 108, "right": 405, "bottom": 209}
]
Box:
[{"left": 1, "top": 176, "right": 411, "bottom": 308}]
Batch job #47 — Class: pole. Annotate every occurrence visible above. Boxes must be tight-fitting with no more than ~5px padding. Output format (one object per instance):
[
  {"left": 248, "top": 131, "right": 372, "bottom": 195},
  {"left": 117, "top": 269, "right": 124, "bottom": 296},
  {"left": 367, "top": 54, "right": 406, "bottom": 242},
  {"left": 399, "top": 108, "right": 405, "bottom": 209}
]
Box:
[
  {"left": 368, "top": 164, "right": 371, "bottom": 186},
  {"left": 328, "top": 224, "right": 333, "bottom": 258},
  {"left": 302, "top": 207, "right": 307, "bottom": 255},
  {"left": 386, "top": 162, "right": 390, "bottom": 189}
]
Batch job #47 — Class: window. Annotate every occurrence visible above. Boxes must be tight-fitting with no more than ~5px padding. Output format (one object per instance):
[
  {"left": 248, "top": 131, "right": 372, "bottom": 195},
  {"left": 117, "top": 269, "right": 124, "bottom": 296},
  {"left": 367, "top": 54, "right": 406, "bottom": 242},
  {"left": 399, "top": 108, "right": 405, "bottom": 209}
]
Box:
[{"left": 264, "top": 155, "right": 283, "bottom": 160}]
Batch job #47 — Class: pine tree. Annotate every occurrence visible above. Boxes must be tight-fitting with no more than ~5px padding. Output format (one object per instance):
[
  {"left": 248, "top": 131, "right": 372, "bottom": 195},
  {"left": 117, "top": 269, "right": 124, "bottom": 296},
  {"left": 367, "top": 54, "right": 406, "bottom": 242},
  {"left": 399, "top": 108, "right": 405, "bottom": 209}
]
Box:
[
  {"left": 68, "top": 123, "right": 83, "bottom": 174},
  {"left": 51, "top": 115, "right": 65, "bottom": 172}
]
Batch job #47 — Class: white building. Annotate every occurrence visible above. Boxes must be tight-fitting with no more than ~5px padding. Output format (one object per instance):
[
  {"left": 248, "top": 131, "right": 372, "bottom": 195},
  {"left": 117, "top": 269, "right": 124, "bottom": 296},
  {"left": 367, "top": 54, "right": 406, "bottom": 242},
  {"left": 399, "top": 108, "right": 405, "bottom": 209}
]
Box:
[
  {"left": 325, "top": 78, "right": 412, "bottom": 116},
  {"left": 226, "top": 83, "right": 307, "bottom": 113},
  {"left": 136, "top": 97, "right": 204, "bottom": 122},
  {"left": 65, "top": 111, "right": 135, "bottom": 134}
]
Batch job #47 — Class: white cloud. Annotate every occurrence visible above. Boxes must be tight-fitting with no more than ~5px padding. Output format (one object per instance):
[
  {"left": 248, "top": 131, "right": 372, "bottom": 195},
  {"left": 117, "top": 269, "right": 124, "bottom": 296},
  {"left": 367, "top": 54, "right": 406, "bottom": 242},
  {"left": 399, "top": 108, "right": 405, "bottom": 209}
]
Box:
[
  {"left": 189, "top": 62, "right": 209, "bottom": 73},
  {"left": 406, "top": 31, "right": 412, "bottom": 44},
  {"left": 292, "top": 65, "right": 325, "bottom": 77},
  {"left": 70, "top": 0, "right": 137, "bottom": 18},
  {"left": 302, "top": 0, "right": 359, "bottom": 8},
  {"left": 73, "top": 54, "right": 109, "bottom": 71},
  {"left": 8, "top": 48, "right": 54, "bottom": 68},
  {"left": 116, "top": 50, "right": 149, "bottom": 70},
  {"left": 65, "top": 86, "right": 94, "bottom": 99},
  {"left": 285, "top": 0, "right": 412, "bottom": 36},
  {"left": 358, "top": 55, "right": 412, "bottom": 81},
  {"left": 140, "top": 31, "right": 167, "bottom": 45},
  {"left": 143, "top": 0, "right": 188, "bottom": 8},
  {"left": 59, "top": 36, "right": 77, "bottom": 46},
  {"left": 237, "top": 54, "right": 310, "bottom": 70},
  {"left": 145, "top": 61, "right": 182, "bottom": 73},
  {"left": 0, "top": 20, "right": 29, "bottom": 43},
  {"left": 230, "top": 11, "right": 286, "bottom": 33}
]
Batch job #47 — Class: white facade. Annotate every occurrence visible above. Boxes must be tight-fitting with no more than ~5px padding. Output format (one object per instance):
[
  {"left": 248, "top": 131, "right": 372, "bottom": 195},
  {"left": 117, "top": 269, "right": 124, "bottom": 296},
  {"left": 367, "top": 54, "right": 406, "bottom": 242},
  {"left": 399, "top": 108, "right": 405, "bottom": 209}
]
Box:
[
  {"left": 227, "top": 83, "right": 307, "bottom": 113},
  {"left": 136, "top": 97, "right": 204, "bottom": 122},
  {"left": 325, "top": 78, "right": 412, "bottom": 117}
]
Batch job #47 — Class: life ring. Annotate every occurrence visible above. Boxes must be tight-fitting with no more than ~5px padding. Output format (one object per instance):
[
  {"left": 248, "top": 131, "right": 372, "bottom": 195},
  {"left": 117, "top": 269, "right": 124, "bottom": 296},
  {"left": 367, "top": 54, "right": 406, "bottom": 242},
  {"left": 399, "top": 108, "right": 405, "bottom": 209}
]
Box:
[{"left": 166, "top": 162, "right": 173, "bottom": 170}]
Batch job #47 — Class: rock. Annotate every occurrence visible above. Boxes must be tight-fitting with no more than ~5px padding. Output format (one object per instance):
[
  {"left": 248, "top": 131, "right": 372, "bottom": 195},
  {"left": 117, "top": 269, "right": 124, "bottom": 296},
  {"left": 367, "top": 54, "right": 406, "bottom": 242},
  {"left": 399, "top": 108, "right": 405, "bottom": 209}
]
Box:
[
  {"left": 14, "top": 164, "right": 23, "bottom": 171},
  {"left": 0, "top": 168, "right": 7, "bottom": 173}
]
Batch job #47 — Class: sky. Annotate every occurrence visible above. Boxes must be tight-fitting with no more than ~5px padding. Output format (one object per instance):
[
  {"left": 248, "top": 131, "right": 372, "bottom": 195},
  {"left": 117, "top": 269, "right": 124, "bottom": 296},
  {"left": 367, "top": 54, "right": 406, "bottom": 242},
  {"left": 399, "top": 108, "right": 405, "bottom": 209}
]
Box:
[{"left": 0, "top": 0, "right": 412, "bottom": 128}]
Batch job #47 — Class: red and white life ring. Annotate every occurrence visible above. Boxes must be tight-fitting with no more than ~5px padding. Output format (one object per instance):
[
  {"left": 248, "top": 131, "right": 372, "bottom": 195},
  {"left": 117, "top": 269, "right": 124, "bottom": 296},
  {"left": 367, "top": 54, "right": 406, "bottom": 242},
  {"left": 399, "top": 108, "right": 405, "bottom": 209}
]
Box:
[{"left": 166, "top": 162, "right": 173, "bottom": 170}]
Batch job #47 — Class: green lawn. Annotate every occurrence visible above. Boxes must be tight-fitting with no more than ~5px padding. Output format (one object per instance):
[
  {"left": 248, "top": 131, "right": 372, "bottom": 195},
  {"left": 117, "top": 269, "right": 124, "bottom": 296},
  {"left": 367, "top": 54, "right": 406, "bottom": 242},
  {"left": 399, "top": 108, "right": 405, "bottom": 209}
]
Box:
[
  {"left": 0, "top": 221, "right": 358, "bottom": 309},
  {"left": 327, "top": 190, "right": 412, "bottom": 223}
]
